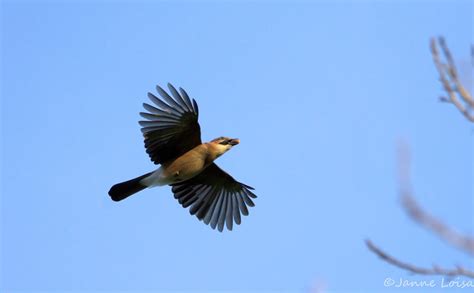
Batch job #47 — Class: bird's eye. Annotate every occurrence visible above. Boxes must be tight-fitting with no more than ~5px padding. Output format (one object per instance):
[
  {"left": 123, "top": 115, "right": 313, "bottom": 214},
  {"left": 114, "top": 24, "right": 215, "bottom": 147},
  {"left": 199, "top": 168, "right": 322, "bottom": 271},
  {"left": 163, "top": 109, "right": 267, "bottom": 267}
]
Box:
[{"left": 219, "top": 140, "right": 228, "bottom": 145}]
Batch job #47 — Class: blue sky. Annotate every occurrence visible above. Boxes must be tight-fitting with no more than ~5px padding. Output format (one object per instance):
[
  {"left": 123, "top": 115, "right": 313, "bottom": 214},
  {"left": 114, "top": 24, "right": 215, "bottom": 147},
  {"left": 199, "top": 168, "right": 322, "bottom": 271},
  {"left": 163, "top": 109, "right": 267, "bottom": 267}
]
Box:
[{"left": 1, "top": 0, "right": 473, "bottom": 292}]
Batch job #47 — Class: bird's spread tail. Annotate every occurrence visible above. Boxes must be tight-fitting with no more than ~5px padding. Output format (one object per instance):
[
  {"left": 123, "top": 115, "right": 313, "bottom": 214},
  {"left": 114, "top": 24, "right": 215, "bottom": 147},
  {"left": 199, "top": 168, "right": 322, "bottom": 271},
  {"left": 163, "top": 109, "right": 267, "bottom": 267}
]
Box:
[{"left": 109, "top": 172, "right": 153, "bottom": 201}]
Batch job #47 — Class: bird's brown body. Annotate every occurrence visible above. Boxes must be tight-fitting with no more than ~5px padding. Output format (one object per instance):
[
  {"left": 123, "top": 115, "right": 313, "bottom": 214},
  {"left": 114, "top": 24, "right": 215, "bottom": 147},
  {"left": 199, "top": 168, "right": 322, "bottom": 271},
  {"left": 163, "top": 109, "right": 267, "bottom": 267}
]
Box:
[
  {"left": 164, "top": 142, "right": 230, "bottom": 181},
  {"left": 144, "top": 143, "right": 226, "bottom": 186},
  {"left": 162, "top": 144, "right": 210, "bottom": 183}
]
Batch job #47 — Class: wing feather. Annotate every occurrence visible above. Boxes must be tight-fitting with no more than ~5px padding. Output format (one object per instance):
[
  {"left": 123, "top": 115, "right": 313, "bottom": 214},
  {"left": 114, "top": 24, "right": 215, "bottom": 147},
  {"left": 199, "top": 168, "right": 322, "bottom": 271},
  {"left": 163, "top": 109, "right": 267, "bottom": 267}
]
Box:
[
  {"left": 139, "top": 84, "right": 201, "bottom": 164},
  {"left": 156, "top": 85, "right": 186, "bottom": 114},
  {"left": 171, "top": 163, "right": 256, "bottom": 232}
]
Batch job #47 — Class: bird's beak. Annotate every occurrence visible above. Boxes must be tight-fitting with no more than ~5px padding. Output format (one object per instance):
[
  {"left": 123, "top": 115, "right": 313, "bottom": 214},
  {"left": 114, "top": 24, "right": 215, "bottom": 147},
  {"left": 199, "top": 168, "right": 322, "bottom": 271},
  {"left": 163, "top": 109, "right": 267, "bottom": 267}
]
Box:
[{"left": 229, "top": 138, "right": 240, "bottom": 146}]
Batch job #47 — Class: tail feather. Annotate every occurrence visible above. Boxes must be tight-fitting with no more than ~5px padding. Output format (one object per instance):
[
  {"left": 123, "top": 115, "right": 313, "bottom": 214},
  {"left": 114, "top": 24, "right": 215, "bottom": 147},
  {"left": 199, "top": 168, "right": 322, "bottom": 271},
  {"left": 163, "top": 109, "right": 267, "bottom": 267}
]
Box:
[{"left": 109, "top": 172, "right": 153, "bottom": 201}]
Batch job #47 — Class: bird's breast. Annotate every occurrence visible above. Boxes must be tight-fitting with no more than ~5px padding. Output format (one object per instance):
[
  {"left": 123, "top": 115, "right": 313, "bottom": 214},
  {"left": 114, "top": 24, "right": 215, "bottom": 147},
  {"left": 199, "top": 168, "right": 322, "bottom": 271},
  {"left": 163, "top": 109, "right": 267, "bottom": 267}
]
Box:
[
  {"left": 141, "top": 146, "right": 211, "bottom": 187},
  {"left": 164, "top": 152, "right": 207, "bottom": 182}
]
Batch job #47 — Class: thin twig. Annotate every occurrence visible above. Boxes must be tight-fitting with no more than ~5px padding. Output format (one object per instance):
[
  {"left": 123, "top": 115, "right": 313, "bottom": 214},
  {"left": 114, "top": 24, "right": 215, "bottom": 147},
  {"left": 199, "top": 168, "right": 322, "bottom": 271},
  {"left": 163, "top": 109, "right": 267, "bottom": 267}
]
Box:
[
  {"left": 366, "top": 239, "right": 474, "bottom": 278},
  {"left": 431, "top": 37, "right": 474, "bottom": 122},
  {"left": 438, "top": 37, "right": 473, "bottom": 107}
]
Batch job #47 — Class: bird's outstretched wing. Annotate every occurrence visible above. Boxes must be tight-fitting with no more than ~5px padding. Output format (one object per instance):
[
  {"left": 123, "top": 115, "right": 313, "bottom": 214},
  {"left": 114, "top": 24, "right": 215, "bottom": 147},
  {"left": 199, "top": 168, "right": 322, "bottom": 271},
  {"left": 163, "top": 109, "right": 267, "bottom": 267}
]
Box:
[
  {"left": 139, "top": 83, "right": 201, "bottom": 164},
  {"left": 171, "top": 163, "right": 257, "bottom": 232}
]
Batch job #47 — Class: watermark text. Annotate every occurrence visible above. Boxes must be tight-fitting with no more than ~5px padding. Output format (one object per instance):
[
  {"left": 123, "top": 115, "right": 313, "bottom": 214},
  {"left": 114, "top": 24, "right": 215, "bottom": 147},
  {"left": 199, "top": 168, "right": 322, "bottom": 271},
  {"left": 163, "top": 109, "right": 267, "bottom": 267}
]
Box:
[{"left": 384, "top": 277, "right": 474, "bottom": 289}]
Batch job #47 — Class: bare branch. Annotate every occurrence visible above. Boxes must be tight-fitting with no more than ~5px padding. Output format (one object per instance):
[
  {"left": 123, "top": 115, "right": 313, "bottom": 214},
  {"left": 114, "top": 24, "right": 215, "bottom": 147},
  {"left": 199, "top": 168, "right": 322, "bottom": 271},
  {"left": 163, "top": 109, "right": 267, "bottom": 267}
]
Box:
[
  {"left": 431, "top": 37, "right": 474, "bottom": 122},
  {"left": 366, "top": 38, "right": 474, "bottom": 278},
  {"left": 397, "top": 143, "right": 474, "bottom": 256},
  {"left": 366, "top": 143, "right": 474, "bottom": 278},
  {"left": 366, "top": 239, "right": 474, "bottom": 278},
  {"left": 401, "top": 194, "right": 474, "bottom": 256}
]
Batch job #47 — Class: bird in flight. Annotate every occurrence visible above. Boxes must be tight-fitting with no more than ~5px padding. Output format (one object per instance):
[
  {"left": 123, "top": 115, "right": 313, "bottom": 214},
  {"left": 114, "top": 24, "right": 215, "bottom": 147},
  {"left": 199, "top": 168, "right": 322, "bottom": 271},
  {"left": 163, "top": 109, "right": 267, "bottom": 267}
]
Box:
[{"left": 108, "top": 83, "right": 256, "bottom": 231}]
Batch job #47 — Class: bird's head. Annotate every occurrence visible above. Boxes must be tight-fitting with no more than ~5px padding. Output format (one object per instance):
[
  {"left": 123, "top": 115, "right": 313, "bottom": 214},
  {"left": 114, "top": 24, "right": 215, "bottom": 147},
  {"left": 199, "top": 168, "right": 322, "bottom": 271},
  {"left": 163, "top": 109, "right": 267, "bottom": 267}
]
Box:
[{"left": 209, "top": 136, "right": 240, "bottom": 157}]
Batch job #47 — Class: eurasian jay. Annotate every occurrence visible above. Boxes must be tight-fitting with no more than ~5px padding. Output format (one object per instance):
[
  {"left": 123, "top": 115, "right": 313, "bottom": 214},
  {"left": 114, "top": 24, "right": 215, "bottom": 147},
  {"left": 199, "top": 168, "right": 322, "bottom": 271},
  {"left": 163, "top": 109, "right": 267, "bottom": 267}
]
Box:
[{"left": 108, "top": 83, "right": 256, "bottom": 231}]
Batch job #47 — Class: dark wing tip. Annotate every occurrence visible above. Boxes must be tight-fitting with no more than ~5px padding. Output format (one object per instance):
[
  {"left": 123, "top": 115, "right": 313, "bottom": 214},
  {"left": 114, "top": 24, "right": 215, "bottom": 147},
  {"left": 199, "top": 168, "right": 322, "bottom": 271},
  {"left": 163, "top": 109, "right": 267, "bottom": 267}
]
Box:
[
  {"left": 155, "top": 84, "right": 166, "bottom": 93},
  {"left": 147, "top": 91, "right": 157, "bottom": 100},
  {"left": 192, "top": 99, "right": 199, "bottom": 116},
  {"left": 167, "top": 82, "right": 176, "bottom": 91},
  {"left": 242, "top": 183, "right": 255, "bottom": 190}
]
